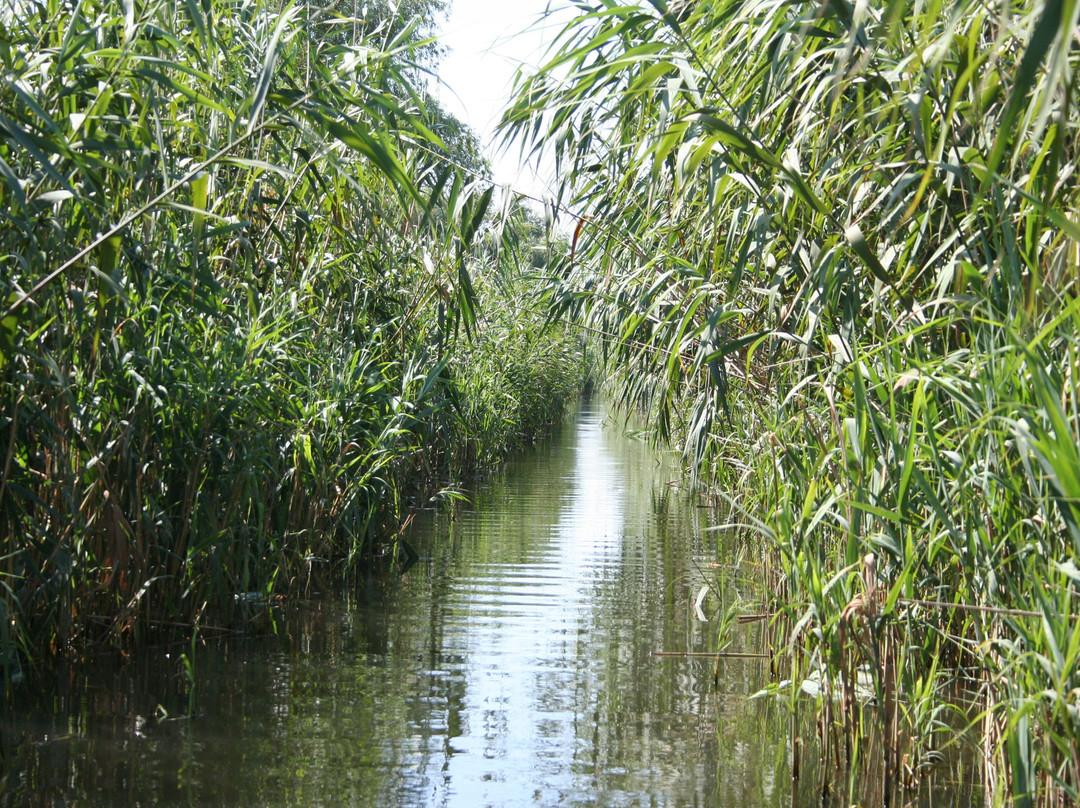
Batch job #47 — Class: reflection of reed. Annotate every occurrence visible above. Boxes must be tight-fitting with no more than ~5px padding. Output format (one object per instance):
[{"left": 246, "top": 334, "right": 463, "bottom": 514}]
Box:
[{"left": 0, "top": 401, "right": 799, "bottom": 807}]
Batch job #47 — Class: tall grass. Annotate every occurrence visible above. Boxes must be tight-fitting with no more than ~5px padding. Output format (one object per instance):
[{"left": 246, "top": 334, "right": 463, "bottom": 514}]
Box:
[
  {"left": 503, "top": 0, "right": 1080, "bottom": 801},
  {"left": 0, "top": 0, "right": 583, "bottom": 675}
]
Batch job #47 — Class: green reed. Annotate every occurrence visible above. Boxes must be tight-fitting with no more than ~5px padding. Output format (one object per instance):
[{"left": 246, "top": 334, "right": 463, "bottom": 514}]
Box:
[
  {"left": 0, "top": 0, "right": 582, "bottom": 673},
  {"left": 502, "top": 0, "right": 1080, "bottom": 802}
]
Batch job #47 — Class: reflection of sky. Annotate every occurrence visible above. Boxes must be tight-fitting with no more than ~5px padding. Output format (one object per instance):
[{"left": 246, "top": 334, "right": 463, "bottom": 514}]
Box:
[
  {"left": 382, "top": 403, "right": 738, "bottom": 808},
  {"left": 423, "top": 404, "right": 627, "bottom": 807}
]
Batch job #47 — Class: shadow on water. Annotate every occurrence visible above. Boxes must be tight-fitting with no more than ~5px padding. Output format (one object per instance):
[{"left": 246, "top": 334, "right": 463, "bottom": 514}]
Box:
[{"left": 0, "top": 400, "right": 979, "bottom": 807}]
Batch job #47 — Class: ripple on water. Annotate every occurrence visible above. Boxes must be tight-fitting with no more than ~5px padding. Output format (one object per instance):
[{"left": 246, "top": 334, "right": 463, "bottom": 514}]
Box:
[{"left": 2, "top": 403, "right": 802, "bottom": 808}]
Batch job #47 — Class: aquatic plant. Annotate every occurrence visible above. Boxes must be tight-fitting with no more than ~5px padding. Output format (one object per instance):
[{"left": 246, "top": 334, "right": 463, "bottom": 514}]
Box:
[
  {"left": 502, "top": 0, "right": 1080, "bottom": 801},
  {"left": 0, "top": 0, "right": 582, "bottom": 671}
]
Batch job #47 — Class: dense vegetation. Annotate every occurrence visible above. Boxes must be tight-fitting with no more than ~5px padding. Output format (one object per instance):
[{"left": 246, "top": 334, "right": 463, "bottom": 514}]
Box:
[
  {"left": 6, "top": 0, "right": 1080, "bottom": 800},
  {"left": 502, "top": 0, "right": 1080, "bottom": 803},
  {"left": 0, "top": 0, "right": 581, "bottom": 672}
]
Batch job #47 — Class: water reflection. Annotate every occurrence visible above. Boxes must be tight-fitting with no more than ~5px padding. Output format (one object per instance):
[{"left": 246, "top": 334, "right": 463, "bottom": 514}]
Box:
[
  {"left": 371, "top": 400, "right": 730, "bottom": 807},
  {"left": 1, "top": 400, "right": 908, "bottom": 807}
]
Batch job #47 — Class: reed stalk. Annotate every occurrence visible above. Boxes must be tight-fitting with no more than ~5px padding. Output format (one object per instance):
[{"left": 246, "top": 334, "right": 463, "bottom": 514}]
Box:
[
  {"left": 0, "top": 0, "right": 583, "bottom": 672},
  {"left": 502, "top": 0, "right": 1080, "bottom": 801}
]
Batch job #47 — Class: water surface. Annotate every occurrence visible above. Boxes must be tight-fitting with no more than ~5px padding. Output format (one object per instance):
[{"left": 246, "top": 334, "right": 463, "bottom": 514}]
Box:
[{"left": 2, "top": 400, "right": 806, "bottom": 807}]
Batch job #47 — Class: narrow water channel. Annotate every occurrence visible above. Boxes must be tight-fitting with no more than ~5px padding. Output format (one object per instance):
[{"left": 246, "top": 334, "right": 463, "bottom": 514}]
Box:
[{"left": 2, "top": 399, "right": 795, "bottom": 807}]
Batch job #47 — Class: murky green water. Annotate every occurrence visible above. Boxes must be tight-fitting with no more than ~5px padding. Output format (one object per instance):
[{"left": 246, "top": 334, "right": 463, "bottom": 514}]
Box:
[{"left": 0, "top": 400, "right": 972, "bottom": 807}]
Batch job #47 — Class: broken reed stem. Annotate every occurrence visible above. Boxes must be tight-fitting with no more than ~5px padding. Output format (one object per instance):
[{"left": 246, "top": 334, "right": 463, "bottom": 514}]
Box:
[
  {"left": 738, "top": 598, "right": 1080, "bottom": 624},
  {"left": 84, "top": 615, "right": 236, "bottom": 634},
  {"left": 652, "top": 651, "right": 771, "bottom": 658},
  {"left": 896, "top": 598, "right": 1080, "bottom": 622},
  {"left": 736, "top": 613, "right": 771, "bottom": 623}
]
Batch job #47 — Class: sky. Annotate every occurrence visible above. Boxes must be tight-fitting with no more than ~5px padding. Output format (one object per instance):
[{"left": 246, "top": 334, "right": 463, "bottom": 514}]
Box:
[{"left": 432, "top": 0, "right": 575, "bottom": 202}]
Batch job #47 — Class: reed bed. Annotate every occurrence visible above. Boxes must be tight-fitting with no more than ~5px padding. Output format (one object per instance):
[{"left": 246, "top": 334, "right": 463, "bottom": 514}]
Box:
[
  {"left": 502, "top": 0, "right": 1080, "bottom": 802},
  {"left": 0, "top": 0, "right": 582, "bottom": 674}
]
